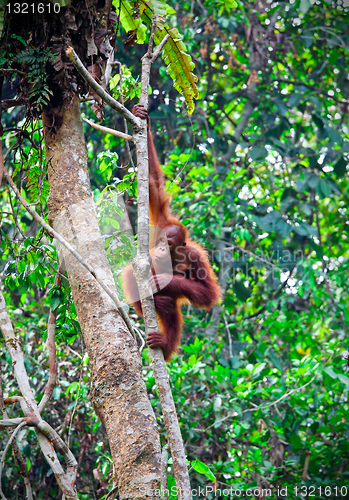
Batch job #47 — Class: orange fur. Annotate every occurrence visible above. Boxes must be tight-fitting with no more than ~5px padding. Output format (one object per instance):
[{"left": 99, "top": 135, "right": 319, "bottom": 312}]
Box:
[{"left": 122, "top": 104, "right": 220, "bottom": 361}]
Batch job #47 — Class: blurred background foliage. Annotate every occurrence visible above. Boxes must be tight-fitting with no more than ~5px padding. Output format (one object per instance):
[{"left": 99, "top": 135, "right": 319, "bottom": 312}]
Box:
[{"left": 1, "top": 0, "right": 349, "bottom": 498}]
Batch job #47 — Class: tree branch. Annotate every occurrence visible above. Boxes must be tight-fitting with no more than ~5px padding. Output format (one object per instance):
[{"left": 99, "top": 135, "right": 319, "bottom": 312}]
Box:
[
  {"left": 0, "top": 420, "right": 28, "bottom": 500},
  {"left": 83, "top": 117, "right": 133, "bottom": 142},
  {"left": 66, "top": 48, "right": 141, "bottom": 129},
  {"left": 151, "top": 34, "right": 170, "bottom": 62},
  {"left": 38, "top": 269, "right": 62, "bottom": 413},
  {"left": 0, "top": 288, "right": 78, "bottom": 499},
  {"left": 0, "top": 368, "right": 32, "bottom": 500},
  {"left": 132, "top": 23, "right": 192, "bottom": 500}
]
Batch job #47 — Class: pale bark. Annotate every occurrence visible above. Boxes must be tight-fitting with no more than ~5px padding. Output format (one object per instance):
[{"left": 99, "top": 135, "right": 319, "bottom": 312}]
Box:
[
  {"left": 83, "top": 118, "right": 133, "bottom": 142},
  {"left": 42, "top": 96, "right": 161, "bottom": 499},
  {"left": 0, "top": 288, "right": 78, "bottom": 500},
  {"left": 132, "top": 31, "right": 192, "bottom": 499}
]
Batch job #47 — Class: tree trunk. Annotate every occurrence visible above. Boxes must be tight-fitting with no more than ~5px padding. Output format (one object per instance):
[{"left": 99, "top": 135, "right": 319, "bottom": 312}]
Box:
[{"left": 42, "top": 96, "right": 161, "bottom": 499}]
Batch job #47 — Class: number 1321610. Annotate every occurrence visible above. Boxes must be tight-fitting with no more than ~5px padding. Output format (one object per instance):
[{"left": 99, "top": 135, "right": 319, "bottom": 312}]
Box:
[
  {"left": 7, "top": 3, "right": 61, "bottom": 14},
  {"left": 294, "top": 486, "right": 348, "bottom": 497}
]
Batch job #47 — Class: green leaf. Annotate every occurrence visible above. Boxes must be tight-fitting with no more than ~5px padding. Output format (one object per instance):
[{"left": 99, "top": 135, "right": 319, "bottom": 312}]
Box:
[
  {"left": 333, "top": 156, "right": 347, "bottom": 177},
  {"left": 309, "top": 96, "right": 321, "bottom": 112},
  {"left": 323, "top": 367, "right": 337, "bottom": 379},
  {"left": 191, "top": 459, "right": 216, "bottom": 481},
  {"left": 293, "top": 225, "right": 307, "bottom": 236},
  {"left": 113, "top": 0, "right": 147, "bottom": 43},
  {"left": 319, "top": 178, "right": 333, "bottom": 197},
  {"left": 337, "top": 373, "right": 349, "bottom": 388},
  {"left": 311, "top": 242, "right": 323, "bottom": 260},
  {"left": 268, "top": 350, "right": 282, "bottom": 371},
  {"left": 51, "top": 0, "right": 71, "bottom": 4},
  {"left": 308, "top": 268, "right": 315, "bottom": 289},
  {"left": 252, "top": 362, "right": 266, "bottom": 378},
  {"left": 329, "top": 49, "right": 339, "bottom": 65},
  {"left": 225, "top": 0, "right": 238, "bottom": 7},
  {"left": 113, "top": 1, "right": 198, "bottom": 113},
  {"left": 188, "top": 354, "right": 197, "bottom": 367},
  {"left": 301, "top": 33, "right": 313, "bottom": 48},
  {"left": 249, "top": 146, "right": 267, "bottom": 161},
  {"left": 66, "top": 381, "right": 79, "bottom": 397},
  {"left": 307, "top": 174, "right": 319, "bottom": 190},
  {"left": 52, "top": 387, "right": 62, "bottom": 400},
  {"left": 50, "top": 289, "right": 64, "bottom": 312},
  {"left": 299, "top": 203, "right": 312, "bottom": 216},
  {"left": 275, "top": 97, "right": 288, "bottom": 117},
  {"left": 312, "top": 114, "right": 324, "bottom": 131},
  {"left": 288, "top": 93, "right": 302, "bottom": 108},
  {"left": 27, "top": 250, "right": 38, "bottom": 271},
  {"left": 152, "top": 0, "right": 167, "bottom": 22},
  {"left": 154, "top": 27, "right": 198, "bottom": 114},
  {"left": 233, "top": 281, "right": 251, "bottom": 302}
]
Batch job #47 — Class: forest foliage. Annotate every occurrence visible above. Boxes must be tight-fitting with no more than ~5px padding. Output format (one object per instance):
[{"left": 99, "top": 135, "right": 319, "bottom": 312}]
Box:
[{"left": 0, "top": 0, "right": 349, "bottom": 498}]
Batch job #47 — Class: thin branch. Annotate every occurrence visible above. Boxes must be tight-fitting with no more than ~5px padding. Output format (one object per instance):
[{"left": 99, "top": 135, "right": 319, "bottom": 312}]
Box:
[
  {"left": 222, "top": 85, "right": 257, "bottom": 161},
  {"left": 7, "top": 183, "right": 25, "bottom": 239},
  {"left": 302, "top": 453, "right": 311, "bottom": 481},
  {"left": 66, "top": 48, "right": 141, "bottom": 129},
  {"left": 242, "top": 305, "right": 266, "bottom": 320},
  {"left": 147, "top": 16, "right": 156, "bottom": 57},
  {"left": 241, "top": 265, "right": 296, "bottom": 321},
  {"left": 83, "top": 118, "right": 133, "bottom": 142},
  {"left": 0, "top": 288, "right": 78, "bottom": 499},
  {"left": 223, "top": 313, "right": 233, "bottom": 359},
  {"left": 222, "top": 243, "right": 280, "bottom": 269},
  {"left": 273, "top": 79, "right": 344, "bottom": 105},
  {"left": 65, "top": 345, "right": 82, "bottom": 359},
  {"left": 68, "top": 342, "right": 83, "bottom": 448},
  {"left": 134, "top": 326, "right": 146, "bottom": 353},
  {"left": 105, "top": 485, "right": 118, "bottom": 500},
  {"left": 2, "top": 166, "right": 136, "bottom": 340},
  {"left": 3, "top": 396, "right": 24, "bottom": 404},
  {"left": 0, "top": 364, "right": 33, "bottom": 500},
  {"left": 132, "top": 24, "right": 192, "bottom": 500},
  {"left": 35, "top": 419, "right": 77, "bottom": 486},
  {"left": 0, "top": 418, "right": 24, "bottom": 428},
  {"left": 0, "top": 98, "right": 24, "bottom": 111},
  {"left": 205, "top": 375, "right": 317, "bottom": 431},
  {"left": 114, "top": 60, "right": 135, "bottom": 168},
  {"left": 221, "top": 108, "right": 250, "bottom": 143},
  {"left": 38, "top": 269, "right": 62, "bottom": 413}
]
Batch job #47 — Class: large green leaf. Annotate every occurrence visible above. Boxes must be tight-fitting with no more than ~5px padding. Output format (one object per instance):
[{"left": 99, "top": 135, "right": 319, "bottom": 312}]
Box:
[
  {"left": 112, "top": 0, "right": 198, "bottom": 114},
  {"left": 113, "top": 0, "right": 147, "bottom": 43},
  {"left": 154, "top": 26, "right": 198, "bottom": 114},
  {"left": 333, "top": 156, "right": 347, "bottom": 178}
]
